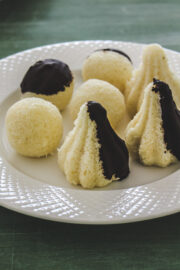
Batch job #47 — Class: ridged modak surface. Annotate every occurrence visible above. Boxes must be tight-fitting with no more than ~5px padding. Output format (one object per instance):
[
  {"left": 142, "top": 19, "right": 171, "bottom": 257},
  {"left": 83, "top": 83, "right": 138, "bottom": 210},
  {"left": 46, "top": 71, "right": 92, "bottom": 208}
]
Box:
[
  {"left": 125, "top": 44, "right": 180, "bottom": 117},
  {"left": 125, "top": 79, "right": 180, "bottom": 167},
  {"left": 58, "top": 101, "right": 129, "bottom": 189}
]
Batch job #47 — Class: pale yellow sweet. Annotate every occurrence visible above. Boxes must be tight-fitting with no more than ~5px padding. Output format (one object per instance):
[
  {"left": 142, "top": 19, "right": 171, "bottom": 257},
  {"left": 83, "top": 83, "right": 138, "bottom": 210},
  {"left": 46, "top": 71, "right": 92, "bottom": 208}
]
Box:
[
  {"left": 58, "top": 103, "right": 118, "bottom": 189},
  {"left": 125, "top": 82, "right": 176, "bottom": 167},
  {"left": 125, "top": 44, "right": 180, "bottom": 117},
  {"left": 6, "top": 97, "right": 63, "bottom": 157},
  {"left": 22, "top": 80, "right": 74, "bottom": 111},
  {"left": 82, "top": 50, "right": 133, "bottom": 93},
  {"left": 69, "top": 79, "right": 125, "bottom": 129}
]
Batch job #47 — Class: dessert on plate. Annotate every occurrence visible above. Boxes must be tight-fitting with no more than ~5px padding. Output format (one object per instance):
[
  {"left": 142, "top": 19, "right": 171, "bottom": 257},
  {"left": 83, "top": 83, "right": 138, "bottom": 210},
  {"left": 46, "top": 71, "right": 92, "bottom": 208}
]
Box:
[
  {"left": 82, "top": 48, "right": 133, "bottom": 93},
  {"left": 125, "top": 78, "right": 180, "bottom": 167},
  {"left": 6, "top": 97, "right": 63, "bottom": 157},
  {"left": 58, "top": 101, "right": 129, "bottom": 189},
  {"left": 125, "top": 44, "right": 180, "bottom": 117},
  {"left": 21, "top": 59, "right": 74, "bottom": 110}
]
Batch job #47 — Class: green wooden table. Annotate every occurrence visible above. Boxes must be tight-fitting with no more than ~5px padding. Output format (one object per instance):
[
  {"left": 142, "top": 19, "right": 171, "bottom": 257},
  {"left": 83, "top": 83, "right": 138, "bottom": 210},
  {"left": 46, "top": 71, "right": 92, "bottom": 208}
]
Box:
[{"left": 0, "top": 0, "right": 180, "bottom": 269}]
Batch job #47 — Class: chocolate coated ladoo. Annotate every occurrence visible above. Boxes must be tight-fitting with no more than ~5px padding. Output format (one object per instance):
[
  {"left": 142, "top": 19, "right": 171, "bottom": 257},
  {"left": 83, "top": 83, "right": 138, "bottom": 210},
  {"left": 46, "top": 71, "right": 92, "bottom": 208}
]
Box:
[
  {"left": 87, "top": 101, "right": 130, "bottom": 180},
  {"left": 21, "top": 59, "right": 73, "bottom": 95},
  {"left": 152, "top": 78, "right": 180, "bottom": 160}
]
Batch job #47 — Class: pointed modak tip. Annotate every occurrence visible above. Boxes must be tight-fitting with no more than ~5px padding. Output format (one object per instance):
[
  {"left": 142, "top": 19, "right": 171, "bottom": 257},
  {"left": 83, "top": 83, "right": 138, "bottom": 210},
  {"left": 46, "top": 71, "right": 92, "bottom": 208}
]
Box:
[
  {"left": 87, "top": 101, "right": 107, "bottom": 121},
  {"left": 143, "top": 43, "right": 163, "bottom": 53},
  {"left": 152, "top": 78, "right": 173, "bottom": 100},
  {"left": 142, "top": 43, "right": 166, "bottom": 60}
]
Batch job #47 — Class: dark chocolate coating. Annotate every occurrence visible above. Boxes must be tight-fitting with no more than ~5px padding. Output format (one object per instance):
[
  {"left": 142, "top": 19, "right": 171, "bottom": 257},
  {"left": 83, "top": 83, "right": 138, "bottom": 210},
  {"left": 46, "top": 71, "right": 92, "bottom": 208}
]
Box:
[
  {"left": 97, "top": 48, "right": 132, "bottom": 64},
  {"left": 152, "top": 78, "right": 180, "bottom": 160},
  {"left": 87, "top": 101, "right": 130, "bottom": 180},
  {"left": 21, "top": 59, "right": 73, "bottom": 95}
]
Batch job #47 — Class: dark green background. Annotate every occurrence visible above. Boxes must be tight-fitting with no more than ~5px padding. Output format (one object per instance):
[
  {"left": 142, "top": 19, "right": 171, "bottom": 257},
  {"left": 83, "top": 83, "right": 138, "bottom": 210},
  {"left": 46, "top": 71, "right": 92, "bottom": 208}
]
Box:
[
  {"left": 0, "top": 0, "right": 180, "bottom": 269},
  {"left": 1, "top": 0, "right": 180, "bottom": 59}
]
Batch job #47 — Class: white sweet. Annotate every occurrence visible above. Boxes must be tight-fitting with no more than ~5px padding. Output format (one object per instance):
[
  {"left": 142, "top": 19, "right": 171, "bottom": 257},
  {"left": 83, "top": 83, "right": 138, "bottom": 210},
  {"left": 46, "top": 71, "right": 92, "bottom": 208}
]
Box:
[
  {"left": 125, "top": 82, "right": 176, "bottom": 167},
  {"left": 82, "top": 49, "right": 133, "bottom": 93},
  {"left": 6, "top": 97, "right": 63, "bottom": 157},
  {"left": 125, "top": 44, "right": 180, "bottom": 117},
  {"left": 69, "top": 79, "right": 125, "bottom": 129},
  {"left": 58, "top": 103, "right": 118, "bottom": 189}
]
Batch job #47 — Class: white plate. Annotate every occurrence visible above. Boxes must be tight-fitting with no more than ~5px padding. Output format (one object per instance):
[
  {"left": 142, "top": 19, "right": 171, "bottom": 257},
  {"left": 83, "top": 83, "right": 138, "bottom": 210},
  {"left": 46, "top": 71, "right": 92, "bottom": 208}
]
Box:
[{"left": 0, "top": 40, "right": 180, "bottom": 224}]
